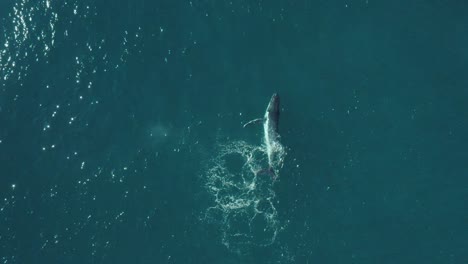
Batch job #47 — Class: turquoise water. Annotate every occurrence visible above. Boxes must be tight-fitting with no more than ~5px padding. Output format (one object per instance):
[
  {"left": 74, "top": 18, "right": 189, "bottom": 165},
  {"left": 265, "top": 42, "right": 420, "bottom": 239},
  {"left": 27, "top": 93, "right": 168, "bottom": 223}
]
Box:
[{"left": 0, "top": 0, "right": 467, "bottom": 263}]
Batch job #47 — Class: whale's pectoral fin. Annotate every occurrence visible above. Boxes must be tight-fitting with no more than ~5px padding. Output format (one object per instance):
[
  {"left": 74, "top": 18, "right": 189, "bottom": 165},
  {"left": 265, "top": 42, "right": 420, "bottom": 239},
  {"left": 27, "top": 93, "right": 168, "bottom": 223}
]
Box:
[{"left": 243, "top": 118, "right": 263, "bottom": 128}]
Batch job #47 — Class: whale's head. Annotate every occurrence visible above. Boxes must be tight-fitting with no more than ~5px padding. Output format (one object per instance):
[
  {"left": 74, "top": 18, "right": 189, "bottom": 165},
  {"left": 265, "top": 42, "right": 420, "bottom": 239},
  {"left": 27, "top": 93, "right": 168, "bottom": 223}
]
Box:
[{"left": 267, "top": 93, "right": 280, "bottom": 114}]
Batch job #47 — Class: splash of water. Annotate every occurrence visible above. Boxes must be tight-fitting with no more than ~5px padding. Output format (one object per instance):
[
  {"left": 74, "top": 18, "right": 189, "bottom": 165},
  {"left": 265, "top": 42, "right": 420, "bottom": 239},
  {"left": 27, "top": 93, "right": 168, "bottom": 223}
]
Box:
[{"left": 203, "top": 139, "right": 286, "bottom": 252}]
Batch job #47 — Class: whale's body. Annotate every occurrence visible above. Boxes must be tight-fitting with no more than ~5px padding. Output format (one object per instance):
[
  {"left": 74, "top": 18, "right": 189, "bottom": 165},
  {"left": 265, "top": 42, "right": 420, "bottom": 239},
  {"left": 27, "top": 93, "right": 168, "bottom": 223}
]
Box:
[
  {"left": 263, "top": 93, "right": 280, "bottom": 167},
  {"left": 244, "top": 93, "right": 283, "bottom": 177}
]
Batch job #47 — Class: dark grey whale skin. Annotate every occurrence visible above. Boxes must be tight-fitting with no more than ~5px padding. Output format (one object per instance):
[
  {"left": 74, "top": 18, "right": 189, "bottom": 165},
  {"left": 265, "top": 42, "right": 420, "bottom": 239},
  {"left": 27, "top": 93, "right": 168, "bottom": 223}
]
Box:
[{"left": 264, "top": 93, "right": 280, "bottom": 142}]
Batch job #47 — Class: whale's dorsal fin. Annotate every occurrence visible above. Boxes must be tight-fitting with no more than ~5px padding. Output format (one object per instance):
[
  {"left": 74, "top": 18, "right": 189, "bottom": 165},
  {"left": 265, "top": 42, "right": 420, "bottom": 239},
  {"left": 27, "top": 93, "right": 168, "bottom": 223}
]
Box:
[{"left": 243, "top": 118, "right": 263, "bottom": 128}]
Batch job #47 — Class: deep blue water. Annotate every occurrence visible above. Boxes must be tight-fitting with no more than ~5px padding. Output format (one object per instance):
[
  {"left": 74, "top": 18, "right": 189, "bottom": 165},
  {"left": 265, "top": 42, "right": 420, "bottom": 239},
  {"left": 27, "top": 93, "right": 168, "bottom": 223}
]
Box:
[{"left": 0, "top": 0, "right": 467, "bottom": 263}]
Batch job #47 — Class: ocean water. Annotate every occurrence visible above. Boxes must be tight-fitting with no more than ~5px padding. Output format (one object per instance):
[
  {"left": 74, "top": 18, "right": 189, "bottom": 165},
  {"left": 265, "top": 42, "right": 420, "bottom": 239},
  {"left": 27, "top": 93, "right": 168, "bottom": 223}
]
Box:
[{"left": 0, "top": 0, "right": 467, "bottom": 263}]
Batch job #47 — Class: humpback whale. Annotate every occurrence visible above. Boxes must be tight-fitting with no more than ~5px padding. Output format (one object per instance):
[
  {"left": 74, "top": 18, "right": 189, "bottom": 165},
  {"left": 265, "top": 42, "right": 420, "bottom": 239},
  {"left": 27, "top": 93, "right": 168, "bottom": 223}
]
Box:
[{"left": 244, "top": 93, "right": 284, "bottom": 178}]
